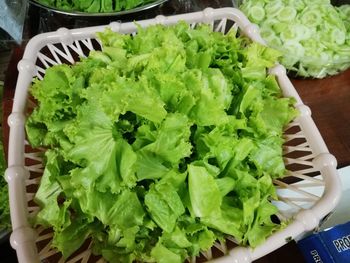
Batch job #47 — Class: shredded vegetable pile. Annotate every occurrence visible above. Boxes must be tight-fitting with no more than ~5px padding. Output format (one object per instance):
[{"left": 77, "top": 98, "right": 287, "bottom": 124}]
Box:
[
  {"left": 26, "top": 22, "right": 298, "bottom": 262},
  {"left": 240, "top": 0, "right": 350, "bottom": 78},
  {"left": 35, "top": 0, "right": 156, "bottom": 13}
]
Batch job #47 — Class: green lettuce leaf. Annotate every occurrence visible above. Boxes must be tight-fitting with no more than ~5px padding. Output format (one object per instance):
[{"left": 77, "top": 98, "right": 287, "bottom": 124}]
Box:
[
  {"left": 145, "top": 182, "right": 185, "bottom": 233},
  {"left": 27, "top": 21, "right": 298, "bottom": 262},
  {"left": 188, "top": 164, "right": 222, "bottom": 218}
]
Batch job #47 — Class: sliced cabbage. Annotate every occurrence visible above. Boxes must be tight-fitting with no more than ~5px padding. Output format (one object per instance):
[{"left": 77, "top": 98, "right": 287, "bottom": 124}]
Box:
[{"left": 240, "top": 0, "right": 350, "bottom": 78}]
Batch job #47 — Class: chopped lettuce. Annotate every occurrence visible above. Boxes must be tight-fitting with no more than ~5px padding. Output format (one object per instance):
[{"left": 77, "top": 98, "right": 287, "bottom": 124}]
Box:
[
  {"left": 35, "top": 0, "right": 157, "bottom": 13},
  {"left": 27, "top": 22, "right": 298, "bottom": 262}
]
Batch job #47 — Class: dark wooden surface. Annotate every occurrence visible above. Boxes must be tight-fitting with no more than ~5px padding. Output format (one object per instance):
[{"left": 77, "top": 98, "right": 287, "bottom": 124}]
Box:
[
  {"left": 292, "top": 71, "right": 350, "bottom": 168},
  {"left": 2, "top": 0, "right": 350, "bottom": 262}
]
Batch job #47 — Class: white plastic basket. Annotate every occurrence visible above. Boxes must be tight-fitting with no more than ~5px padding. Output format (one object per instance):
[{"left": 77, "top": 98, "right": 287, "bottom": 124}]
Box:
[{"left": 6, "top": 7, "right": 342, "bottom": 263}]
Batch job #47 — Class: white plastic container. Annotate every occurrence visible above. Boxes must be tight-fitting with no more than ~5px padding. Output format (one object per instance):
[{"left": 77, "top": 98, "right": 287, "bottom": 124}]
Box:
[{"left": 6, "top": 7, "right": 342, "bottom": 263}]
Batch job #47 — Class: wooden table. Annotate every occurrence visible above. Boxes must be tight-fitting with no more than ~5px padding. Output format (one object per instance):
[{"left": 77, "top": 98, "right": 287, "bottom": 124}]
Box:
[
  {"left": 293, "top": 72, "right": 350, "bottom": 169},
  {"left": 2, "top": 0, "right": 350, "bottom": 262}
]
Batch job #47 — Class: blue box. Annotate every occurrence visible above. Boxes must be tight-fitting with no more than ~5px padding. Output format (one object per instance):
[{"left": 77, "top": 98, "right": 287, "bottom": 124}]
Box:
[{"left": 297, "top": 221, "right": 350, "bottom": 263}]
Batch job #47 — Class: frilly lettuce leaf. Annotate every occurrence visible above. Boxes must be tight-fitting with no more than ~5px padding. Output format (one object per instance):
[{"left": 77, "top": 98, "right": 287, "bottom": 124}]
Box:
[{"left": 27, "top": 22, "right": 298, "bottom": 262}]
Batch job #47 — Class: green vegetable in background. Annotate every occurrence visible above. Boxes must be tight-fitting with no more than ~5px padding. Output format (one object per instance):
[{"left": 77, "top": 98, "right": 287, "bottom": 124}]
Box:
[
  {"left": 0, "top": 143, "right": 9, "bottom": 231},
  {"left": 240, "top": 0, "right": 350, "bottom": 78},
  {"left": 26, "top": 22, "right": 298, "bottom": 262},
  {"left": 0, "top": 80, "right": 10, "bottom": 232},
  {"left": 35, "top": 0, "right": 157, "bottom": 13}
]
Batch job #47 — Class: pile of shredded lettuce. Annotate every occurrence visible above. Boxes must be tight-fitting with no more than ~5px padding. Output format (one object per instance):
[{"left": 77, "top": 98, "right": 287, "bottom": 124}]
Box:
[
  {"left": 35, "top": 0, "right": 156, "bottom": 13},
  {"left": 240, "top": 0, "right": 350, "bottom": 78},
  {"left": 26, "top": 22, "right": 298, "bottom": 262}
]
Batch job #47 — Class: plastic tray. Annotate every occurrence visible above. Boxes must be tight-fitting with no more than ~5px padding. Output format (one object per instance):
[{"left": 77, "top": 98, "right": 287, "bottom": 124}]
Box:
[{"left": 6, "top": 7, "right": 342, "bottom": 263}]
